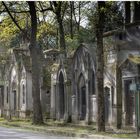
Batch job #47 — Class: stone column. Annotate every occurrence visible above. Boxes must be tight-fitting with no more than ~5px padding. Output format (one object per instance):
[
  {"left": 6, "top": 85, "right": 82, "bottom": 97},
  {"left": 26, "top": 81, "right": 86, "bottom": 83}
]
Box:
[
  {"left": 121, "top": 79, "right": 125, "bottom": 127},
  {"left": 75, "top": 82, "right": 79, "bottom": 122},
  {"left": 64, "top": 80, "right": 71, "bottom": 122},
  {"left": 50, "top": 73, "right": 56, "bottom": 120},
  {"left": 75, "top": 71, "right": 79, "bottom": 123},
  {"left": 50, "top": 83, "right": 56, "bottom": 120},
  {"left": 17, "top": 71, "right": 20, "bottom": 118},
  {"left": 109, "top": 88, "right": 112, "bottom": 124},
  {"left": 63, "top": 82, "right": 68, "bottom": 122},
  {"left": 56, "top": 81, "right": 60, "bottom": 120},
  {"left": 85, "top": 80, "right": 90, "bottom": 124}
]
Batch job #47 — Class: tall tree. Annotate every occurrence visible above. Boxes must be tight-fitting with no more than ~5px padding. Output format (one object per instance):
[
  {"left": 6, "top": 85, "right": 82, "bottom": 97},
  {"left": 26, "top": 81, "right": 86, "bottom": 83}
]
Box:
[
  {"left": 2, "top": 1, "right": 44, "bottom": 124},
  {"left": 50, "top": 1, "right": 67, "bottom": 55},
  {"left": 28, "top": 1, "right": 43, "bottom": 124},
  {"left": 96, "top": 1, "right": 106, "bottom": 132},
  {"left": 70, "top": 1, "right": 73, "bottom": 39}
]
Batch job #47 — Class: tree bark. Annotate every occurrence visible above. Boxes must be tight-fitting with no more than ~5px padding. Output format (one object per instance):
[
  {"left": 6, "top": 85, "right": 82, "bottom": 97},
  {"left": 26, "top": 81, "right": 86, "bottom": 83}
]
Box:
[
  {"left": 70, "top": 1, "right": 73, "bottom": 39},
  {"left": 116, "top": 49, "right": 122, "bottom": 129},
  {"left": 50, "top": 2, "right": 66, "bottom": 55},
  {"left": 96, "top": 1, "right": 105, "bottom": 132},
  {"left": 28, "top": 2, "right": 43, "bottom": 125},
  {"left": 56, "top": 13, "right": 66, "bottom": 53}
]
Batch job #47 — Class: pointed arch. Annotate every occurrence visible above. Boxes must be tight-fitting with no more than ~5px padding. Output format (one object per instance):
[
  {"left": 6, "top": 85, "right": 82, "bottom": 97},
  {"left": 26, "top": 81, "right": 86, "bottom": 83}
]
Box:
[
  {"left": 59, "top": 71, "right": 65, "bottom": 119},
  {"left": 78, "top": 73, "right": 86, "bottom": 120}
]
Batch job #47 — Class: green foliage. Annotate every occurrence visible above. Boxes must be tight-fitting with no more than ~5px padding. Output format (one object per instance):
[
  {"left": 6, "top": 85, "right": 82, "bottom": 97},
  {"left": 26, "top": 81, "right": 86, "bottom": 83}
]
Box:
[
  {"left": 77, "top": 27, "right": 95, "bottom": 43},
  {"left": 104, "top": 2, "right": 123, "bottom": 31},
  {"left": 37, "top": 22, "right": 57, "bottom": 49},
  {"left": 0, "top": 17, "right": 19, "bottom": 48},
  {"left": 87, "top": 1, "right": 123, "bottom": 34},
  {"left": 65, "top": 35, "right": 79, "bottom": 54},
  {"left": 0, "top": 12, "right": 29, "bottom": 48}
]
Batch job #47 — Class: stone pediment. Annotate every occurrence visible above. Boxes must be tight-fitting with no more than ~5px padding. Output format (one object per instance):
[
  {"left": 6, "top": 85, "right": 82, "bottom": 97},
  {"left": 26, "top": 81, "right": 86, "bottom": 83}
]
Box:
[
  {"left": 120, "top": 54, "right": 139, "bottom": 73},
  {"left": 72, "top": 44, "right": 96, "bottom": 72}
]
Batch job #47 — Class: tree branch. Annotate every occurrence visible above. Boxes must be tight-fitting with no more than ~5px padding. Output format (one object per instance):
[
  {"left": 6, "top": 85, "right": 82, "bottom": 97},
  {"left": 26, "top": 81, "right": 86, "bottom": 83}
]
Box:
[
  {"left": 103, "top": 21, "right": 140, "bottom": 37},
  {"left": 2, "top": 1, "right": 23, "bottom": 32},
  {"left": 40, "top": 7, "right": 53, "bottom": 12},
  {"left": 72, "top": 2, "right": 78, "bottom": 25},
  {"left": 61, "top": 2, "right": 68, "bottom": 20}
]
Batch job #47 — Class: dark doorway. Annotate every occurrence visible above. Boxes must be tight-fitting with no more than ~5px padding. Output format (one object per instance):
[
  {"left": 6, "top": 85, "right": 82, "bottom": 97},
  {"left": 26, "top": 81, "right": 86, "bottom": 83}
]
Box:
[
  {"left": 81, "top": 86, "right": 86, "bottom": 120},
  {"left": 0, "top": 86, "right": 4, "bottom": 107},
  {"left": 124, "top": 80, "right": 134, "bottom": 125},
  {"left": 104, "top": 86, "right": 110, "bottom": 123},
  {"left": 91, "top": 72, "right": 95, "bottom": 95},
  {"left": 13, "top": 90, "right": 17, "bottom": 111},
  {"left": 59, "top": 72, "right": 65, "bottom": 119},
  {"left": 78, "top": 74, "right": 86, "bottom": 120}
]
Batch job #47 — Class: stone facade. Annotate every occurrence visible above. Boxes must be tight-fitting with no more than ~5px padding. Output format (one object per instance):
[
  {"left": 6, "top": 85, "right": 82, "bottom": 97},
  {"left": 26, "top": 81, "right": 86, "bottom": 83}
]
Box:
[
  {"left": 3, "top": 47, "right": 51, "bottom": 119},
  {"left": 71, "top": 44, "right": 96, "bottom": 124},
  {"left": 49, "top": 24, "right": 140, "bottom": 128},
  {"left": 104, "top": 25, "right": 140, "bottom": 127},
  {"left": 3, "top": 48, "right": 33, "bottom": 118},
  {"left": 49, "top": 44, "right": 114, "bottom": 125},
  {"left": 45, "top": 49, "right": 71, "bottom": 122},
  {"left": 1, "top": 23, "right": 140, "bottom": 129}
]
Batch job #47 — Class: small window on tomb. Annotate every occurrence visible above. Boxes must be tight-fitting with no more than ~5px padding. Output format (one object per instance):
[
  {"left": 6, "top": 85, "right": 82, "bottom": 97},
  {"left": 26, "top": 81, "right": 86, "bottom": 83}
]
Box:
[
  {"left": 23, "top": 85, "right": 25, "bottom": 104},
  {"left": 6, "top": 86, "right": 8, "bottom": 103}
]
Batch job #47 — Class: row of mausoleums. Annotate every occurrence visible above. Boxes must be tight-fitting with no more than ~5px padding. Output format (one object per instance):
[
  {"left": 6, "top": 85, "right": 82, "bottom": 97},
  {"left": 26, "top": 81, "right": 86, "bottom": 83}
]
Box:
[
  {"left": 0, "top": 24, "right": 140, "bottom": 128},
  {"left": 49, "top": 24, "right": 140, "bottom": 128},
  {"left": 0, "top": 46, "right": 50, "bottom": 119}
]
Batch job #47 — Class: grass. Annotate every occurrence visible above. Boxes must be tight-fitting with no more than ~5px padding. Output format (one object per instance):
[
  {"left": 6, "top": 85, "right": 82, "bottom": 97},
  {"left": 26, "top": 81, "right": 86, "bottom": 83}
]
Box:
[{"left": 0, "top": 117, "right": 138, "bottom": 139}]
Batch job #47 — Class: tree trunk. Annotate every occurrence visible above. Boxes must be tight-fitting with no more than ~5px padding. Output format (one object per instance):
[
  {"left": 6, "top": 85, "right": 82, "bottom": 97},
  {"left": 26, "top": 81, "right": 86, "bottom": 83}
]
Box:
[
  {"left": 116, "top": 65, "right": 122, "bottom": 129},
  {"left": 77, "top": 2, "right": 81, "bottom": 32},
  {"left": 96, "top": 1, "right": 105, "bottom": 132},
  {"left": 28, "top": 2, "right": 43, "bottom": 125},
  {"left": 56, "top": 14, "right": 66, "bottom": 54},
  {"left": 116, "top": 50, "right": 122, "bottom": 129},
  {"left": 70, "top": 1, "right": 73, "bottom": 39}
]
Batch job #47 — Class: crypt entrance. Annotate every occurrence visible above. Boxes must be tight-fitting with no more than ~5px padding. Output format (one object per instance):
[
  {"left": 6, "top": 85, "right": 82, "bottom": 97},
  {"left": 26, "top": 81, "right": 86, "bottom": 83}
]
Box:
[
  {"left": 120, "top": 56, "right": 139, "bottom": 127},
  {"left": 124, "top": 79, "right": 134, "bottom": 126},
  {"left": 71, "top": 44, "right": 97, "bottom": 123},
  {"left": 59, "top": 71, "right": 65, "bottom": 119},
  {"left": 78, "top": 73, "right": 86, "bottom": 120}
]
